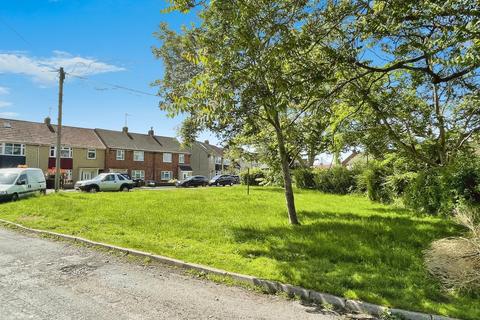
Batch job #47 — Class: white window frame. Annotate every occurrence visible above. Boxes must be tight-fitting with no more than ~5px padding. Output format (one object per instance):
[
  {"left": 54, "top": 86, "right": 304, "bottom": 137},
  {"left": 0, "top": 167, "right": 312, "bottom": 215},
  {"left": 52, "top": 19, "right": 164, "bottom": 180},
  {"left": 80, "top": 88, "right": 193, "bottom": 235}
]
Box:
[
  {"left": 163, "top": 152, "right": 172, "bottom": 163},
  {"left": 0, "top": 143, "right": 25, "bottom": 156},
  {"left": 50, "top": 146, "right": 73, "bottom": 158},
  {"left": 161, "top": 171, "right": 172, "bottom": 181},
  {"left": 178, "top": 153, "right": 185, "bottom": 164},
  {"left": 215, "top": 156, "right": 222, "bottom": 165},
  {"left": 133, "top": 150, "right": 144, "bottom": 162},
  {"left": 131, "top": 170, "right": 145, "bottom": 180},
  {"left": 63, "top": 169, "right": 73, "bottom": 182},
  {"left": 87, "top": 149, "right": 96, "bottom": 160},
  {"left": 116, "top": 149, "right": 125, "bottom": 160}
]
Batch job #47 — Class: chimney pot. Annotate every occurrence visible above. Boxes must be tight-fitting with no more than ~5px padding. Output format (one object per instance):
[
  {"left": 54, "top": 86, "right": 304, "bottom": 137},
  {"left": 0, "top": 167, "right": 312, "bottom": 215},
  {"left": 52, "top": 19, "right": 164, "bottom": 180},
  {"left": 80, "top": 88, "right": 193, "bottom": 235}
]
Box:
[
  {"left": 148, "top": 127, "right": 154, "bottom": 136},
  {"left": 122, "top": 126, "right": 128, "bottom": 133}
]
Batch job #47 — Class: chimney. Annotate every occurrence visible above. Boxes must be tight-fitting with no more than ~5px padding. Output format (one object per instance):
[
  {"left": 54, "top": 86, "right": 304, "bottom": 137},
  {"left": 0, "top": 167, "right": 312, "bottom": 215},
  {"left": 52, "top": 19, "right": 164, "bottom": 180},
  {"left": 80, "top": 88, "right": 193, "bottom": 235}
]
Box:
[
  {"left": 122, "top": 126, "right": 128, "bottom": 134},
  {"left": 148, "top": 127, "right": 154, "bottom": 136},
  {"left": 204, "top": 140, "right": 209, "bottom": 145}
]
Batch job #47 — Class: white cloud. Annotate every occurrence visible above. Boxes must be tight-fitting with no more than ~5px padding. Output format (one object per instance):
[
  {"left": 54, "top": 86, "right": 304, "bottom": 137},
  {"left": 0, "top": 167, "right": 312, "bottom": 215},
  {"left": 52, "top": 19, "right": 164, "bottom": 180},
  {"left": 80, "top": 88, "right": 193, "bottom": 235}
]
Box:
[
  {"left": 0, "top": 51, "right": 125, "bottom": 84},
  {"left": 0, "top": 101, "right": 12, "bottom": 108},
  {"left": 0, "top": 112, "right": 18, "bottom": 118},
  {"left": 0, "top": 86, "right": 9, "bottom": 95}
]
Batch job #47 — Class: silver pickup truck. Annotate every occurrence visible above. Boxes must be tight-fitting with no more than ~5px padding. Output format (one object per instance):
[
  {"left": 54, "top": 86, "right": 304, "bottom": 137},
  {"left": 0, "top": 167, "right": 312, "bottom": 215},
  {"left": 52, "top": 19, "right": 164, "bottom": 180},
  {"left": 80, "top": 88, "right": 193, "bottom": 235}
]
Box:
[{"left": 74, "top": 173, "right": 133, "bottom": 192}]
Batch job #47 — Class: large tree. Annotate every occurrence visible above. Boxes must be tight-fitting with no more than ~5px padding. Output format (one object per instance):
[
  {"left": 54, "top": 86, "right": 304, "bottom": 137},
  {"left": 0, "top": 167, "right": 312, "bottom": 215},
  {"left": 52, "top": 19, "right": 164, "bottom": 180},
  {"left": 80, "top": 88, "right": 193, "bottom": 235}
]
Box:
[{"left": 153, "top": 0, "right": 344, "bottom": 224}]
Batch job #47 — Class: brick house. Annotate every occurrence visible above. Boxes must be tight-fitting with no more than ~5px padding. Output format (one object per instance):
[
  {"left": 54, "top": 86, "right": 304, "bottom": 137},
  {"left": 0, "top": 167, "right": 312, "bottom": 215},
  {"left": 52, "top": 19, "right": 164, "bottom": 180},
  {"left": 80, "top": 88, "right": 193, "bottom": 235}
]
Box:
[
  {"left": 94, "top": 127, "right": 191, "bottom": 182},
  {"left": 0, "top": 117, "right": 106, "bottom": 184}
]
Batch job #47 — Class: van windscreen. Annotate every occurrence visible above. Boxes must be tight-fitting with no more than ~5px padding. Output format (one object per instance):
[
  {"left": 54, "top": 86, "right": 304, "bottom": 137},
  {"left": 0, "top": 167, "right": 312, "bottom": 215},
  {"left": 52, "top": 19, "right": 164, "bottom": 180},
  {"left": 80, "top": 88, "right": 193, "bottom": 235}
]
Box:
[{"left": 0, "top": 173, "right": 18, "bottom": 185}]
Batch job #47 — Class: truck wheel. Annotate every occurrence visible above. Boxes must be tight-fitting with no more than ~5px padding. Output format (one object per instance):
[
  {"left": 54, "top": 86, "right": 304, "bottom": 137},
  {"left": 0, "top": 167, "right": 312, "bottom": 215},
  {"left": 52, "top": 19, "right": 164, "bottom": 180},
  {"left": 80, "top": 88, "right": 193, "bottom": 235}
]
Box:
[
  {"left": 120, "top": 185, "right": 130, "bottom": 192},
  {"left": 11, "top": 193, "right": 18, "bottom": 202},
  {"left": 89, "top": 185, "right": 99, "bottom": 193}
]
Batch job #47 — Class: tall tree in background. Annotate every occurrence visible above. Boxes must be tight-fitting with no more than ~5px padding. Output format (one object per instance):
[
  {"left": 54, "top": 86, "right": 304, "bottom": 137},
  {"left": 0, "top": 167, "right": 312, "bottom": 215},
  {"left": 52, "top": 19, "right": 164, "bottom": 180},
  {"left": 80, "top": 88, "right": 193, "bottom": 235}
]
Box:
[{"left": 153, "top": 0, "right": 344, "bottom": 225}]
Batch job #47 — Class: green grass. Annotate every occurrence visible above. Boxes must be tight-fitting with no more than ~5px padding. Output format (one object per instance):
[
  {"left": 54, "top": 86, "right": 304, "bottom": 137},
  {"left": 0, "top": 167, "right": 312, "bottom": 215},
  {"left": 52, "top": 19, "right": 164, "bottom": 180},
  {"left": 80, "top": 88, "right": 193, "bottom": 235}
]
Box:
[{"left": 0, "top": 187, "right": 477, "bottom": 319}]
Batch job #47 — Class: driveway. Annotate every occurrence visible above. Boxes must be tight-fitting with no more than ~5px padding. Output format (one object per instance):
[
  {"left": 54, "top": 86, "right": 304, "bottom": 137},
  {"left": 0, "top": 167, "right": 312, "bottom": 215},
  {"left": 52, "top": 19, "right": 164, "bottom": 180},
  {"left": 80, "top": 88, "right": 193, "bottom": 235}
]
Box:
[{"left": 0, "top": 227, "right": 340, "bottom": 320}]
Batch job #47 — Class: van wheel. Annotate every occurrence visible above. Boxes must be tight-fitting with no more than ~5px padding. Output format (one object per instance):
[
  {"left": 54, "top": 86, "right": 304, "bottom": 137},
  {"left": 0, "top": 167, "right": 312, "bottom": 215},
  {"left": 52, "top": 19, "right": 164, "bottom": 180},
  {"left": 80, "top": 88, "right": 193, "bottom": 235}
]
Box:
[
  {"left": 11, "top": 193, "right": 19, "bottom": 202},
  {"left": 40, "top": 189, "right": 47, "bottom": 195},
  {"left": 120, "top": 185, "right": 129, "bottom": 192},
  {"left": 89, "top": 186, "right": 99, "bottom": 193}
]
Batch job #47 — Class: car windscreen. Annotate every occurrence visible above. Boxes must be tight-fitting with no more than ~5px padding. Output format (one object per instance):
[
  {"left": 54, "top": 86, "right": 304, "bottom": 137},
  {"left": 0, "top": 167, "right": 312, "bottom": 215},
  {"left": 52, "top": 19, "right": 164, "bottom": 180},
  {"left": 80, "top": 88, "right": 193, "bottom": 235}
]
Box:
[
  {"left": 0, "top": 173, "right": 18, "bottom": 185},
  {"left": 211, "top": 175, "right": 221, "bottom": 180}
]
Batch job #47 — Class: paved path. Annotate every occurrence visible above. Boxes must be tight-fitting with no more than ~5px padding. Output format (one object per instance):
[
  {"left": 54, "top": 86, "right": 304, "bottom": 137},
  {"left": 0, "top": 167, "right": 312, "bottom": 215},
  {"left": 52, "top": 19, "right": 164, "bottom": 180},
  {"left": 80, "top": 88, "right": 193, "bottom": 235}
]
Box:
[{"left": 0, "top": 227, "right": 340, "bottom": 320}]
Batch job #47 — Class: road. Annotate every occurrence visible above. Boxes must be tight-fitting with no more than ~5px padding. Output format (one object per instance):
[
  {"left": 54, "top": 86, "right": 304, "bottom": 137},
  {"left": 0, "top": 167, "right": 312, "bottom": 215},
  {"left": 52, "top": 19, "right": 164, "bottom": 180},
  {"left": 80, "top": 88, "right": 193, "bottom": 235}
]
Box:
[{"left": 0, "top": 227, "right": 340, "bottom": 320}]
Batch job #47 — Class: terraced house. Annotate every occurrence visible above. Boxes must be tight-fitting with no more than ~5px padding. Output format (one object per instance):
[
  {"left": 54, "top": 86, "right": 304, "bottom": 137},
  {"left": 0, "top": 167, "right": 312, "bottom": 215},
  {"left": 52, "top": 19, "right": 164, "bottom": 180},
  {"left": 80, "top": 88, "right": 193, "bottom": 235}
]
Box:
[
  {"left": 95, "top": 126, "right": 191, "bottom": 182},
  {"left": 0, "top": 118, "right": 106, "bottom": 185},
  {"left": 189, "top": 140, "right": 233, "bottom": 179}
]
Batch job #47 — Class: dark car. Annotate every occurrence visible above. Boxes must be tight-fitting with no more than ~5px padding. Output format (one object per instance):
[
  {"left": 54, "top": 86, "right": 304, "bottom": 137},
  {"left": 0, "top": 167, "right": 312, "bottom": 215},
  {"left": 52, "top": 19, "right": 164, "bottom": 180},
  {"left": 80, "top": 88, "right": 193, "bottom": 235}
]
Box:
[
  {"left": 209, "top": 174, "right": 235, "bottom": 186},
  {"left": 176, "top": 175, "right": 209, "bottom": 188},
  {"left": 230, "top": 175, "right": 240, "bottom": 184}
]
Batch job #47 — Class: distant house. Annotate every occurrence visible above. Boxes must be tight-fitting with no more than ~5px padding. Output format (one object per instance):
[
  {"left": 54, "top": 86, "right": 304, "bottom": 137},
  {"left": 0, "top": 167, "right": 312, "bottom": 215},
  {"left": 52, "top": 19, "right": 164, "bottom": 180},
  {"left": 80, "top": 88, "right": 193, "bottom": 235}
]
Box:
[
  {"left": 189, "top": 140, "right": 233, "bottom": 178},
  {"left": 95, "top": 127, "right": 191, "bottom": 182},
  {"left": 0, "top": 117, "right": 106, "bottom": 184},
  {"left": 341, "top": 151, "right": 367, "bottom": 168}
]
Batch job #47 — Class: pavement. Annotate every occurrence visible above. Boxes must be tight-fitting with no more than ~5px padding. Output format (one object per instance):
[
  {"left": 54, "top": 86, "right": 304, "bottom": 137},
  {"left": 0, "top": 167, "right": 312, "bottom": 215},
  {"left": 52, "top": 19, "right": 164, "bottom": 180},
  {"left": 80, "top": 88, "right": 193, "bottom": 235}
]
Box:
[{"left": 0, "top": 227, "right": 341, "bottom": 320}]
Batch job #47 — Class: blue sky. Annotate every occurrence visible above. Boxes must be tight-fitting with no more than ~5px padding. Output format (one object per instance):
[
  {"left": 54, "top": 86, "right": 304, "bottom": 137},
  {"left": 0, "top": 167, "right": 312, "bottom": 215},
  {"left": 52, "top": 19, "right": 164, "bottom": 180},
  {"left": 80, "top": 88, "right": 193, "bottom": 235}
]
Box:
[{"left": 0, "top": 0, "right": 217, "bottom": 143}]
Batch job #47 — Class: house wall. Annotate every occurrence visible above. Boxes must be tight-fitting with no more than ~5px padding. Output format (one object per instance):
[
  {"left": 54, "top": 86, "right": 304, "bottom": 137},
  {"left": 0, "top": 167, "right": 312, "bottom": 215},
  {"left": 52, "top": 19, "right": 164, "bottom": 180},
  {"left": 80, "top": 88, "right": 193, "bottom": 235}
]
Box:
[
  {"left": 190, "top": 144, "right": 213, "bottom": 178},
  {"left": 105, "top": 148, "right": 190, "bottom": 181},
  {"left": 72, "top": 148, "right": 105, "bottom": 182},
  {"left": 25, "top": 145, "right": 49, "bottom": 171}
]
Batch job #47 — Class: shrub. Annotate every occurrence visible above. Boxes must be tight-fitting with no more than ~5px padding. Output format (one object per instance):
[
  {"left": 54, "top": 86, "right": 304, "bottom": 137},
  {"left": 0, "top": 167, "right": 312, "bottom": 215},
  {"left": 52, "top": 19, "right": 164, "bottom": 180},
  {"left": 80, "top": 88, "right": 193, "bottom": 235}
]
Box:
[
  {"left": 357, "top": 161, "right": 392, "bottom": 203},
  {"left": 445, "top": 156, "right": 480, "bottom": 205},
  {"left": 293, "top": 168, "right": 316, "bottom": 189},
  {"left": 239, "top": 168, "right": 265, "bottom": 186},
  {"left": 314, "top": 166, "right": 356, "bottom": 195},
  {"left": 404, "top": 169, "right": 451, "bottom": 215}
]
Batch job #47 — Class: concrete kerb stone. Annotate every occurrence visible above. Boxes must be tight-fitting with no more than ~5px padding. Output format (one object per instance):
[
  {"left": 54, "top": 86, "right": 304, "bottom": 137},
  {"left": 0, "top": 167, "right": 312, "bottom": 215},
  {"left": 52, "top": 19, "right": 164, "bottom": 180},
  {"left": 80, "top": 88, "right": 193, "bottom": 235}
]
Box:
[{"left": 0, "top": 219, "right": 460, "bottom": 320}]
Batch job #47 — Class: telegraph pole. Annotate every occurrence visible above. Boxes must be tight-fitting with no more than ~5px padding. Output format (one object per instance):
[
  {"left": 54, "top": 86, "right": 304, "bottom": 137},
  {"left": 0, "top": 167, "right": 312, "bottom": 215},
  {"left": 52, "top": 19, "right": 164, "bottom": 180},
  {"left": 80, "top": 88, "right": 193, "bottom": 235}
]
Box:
[{"left": 54, "top": 67, "right": 65, "bottom": 192}]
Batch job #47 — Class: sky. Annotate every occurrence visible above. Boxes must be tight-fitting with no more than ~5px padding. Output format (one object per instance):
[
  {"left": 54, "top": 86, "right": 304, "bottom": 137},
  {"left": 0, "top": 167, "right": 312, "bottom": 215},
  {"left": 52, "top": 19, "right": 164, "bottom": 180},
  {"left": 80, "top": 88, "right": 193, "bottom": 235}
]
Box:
[{"left": 0, "top": 0, "right": 217, "bottom": 143}]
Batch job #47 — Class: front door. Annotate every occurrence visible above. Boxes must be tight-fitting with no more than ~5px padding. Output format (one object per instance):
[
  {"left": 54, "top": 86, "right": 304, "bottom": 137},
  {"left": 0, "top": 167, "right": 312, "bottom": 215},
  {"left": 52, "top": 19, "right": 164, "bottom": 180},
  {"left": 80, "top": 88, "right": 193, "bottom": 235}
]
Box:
[{"left": 80, "top": 169, "right": 97, "bottom": 181}]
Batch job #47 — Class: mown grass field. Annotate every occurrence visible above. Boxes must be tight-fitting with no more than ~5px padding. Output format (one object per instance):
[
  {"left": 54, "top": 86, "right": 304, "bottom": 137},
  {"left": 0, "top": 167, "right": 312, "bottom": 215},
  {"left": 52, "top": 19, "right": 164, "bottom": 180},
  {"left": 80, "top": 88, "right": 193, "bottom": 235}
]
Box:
[{"left": 0, "top": 187, "right": 477, "bottom": 319}]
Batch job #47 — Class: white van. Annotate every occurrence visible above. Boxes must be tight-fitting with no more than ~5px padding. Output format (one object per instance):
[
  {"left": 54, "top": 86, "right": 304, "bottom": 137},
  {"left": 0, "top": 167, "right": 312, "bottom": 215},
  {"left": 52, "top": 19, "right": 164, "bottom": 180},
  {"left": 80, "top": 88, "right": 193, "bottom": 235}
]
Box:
[{"left": 0, "top": 168, "right": 47, "bottom": 202}]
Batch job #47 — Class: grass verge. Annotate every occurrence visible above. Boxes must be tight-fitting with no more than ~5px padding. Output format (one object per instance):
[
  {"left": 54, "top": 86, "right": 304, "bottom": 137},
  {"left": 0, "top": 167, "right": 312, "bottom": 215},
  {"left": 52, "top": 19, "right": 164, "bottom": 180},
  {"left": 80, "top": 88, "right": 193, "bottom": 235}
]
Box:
[{"left": 0, "top": 187, "right": 477, "bottom": 319}]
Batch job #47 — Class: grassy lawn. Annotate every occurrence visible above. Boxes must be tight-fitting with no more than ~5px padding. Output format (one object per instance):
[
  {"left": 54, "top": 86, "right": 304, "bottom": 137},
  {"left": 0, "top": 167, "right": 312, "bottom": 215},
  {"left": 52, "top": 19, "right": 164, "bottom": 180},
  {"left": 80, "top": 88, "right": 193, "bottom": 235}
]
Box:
[{"left": 0, "top": 187, "right": 477, "bottom": 319}]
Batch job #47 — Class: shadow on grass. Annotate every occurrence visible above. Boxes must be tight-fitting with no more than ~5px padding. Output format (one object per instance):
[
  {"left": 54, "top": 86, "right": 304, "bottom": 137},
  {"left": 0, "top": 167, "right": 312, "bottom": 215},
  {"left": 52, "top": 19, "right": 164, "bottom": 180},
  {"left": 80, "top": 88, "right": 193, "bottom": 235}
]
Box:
[{"left": 229, "top": 210, "right": 471, "bottom": 316}]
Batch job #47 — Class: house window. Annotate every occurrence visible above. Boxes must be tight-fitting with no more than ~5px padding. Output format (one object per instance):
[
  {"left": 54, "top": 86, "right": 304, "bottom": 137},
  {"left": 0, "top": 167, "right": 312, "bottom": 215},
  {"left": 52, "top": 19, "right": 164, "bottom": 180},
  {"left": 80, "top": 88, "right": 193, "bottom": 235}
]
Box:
[
  {"left": 87, "top": 149, "right": 96, "bottom": 160},
  {"left": 179, "top": 153, "right": 185, "bottom": 164},
  {"left": 133, "top": 151, "right": 144, "bottom": 161},
  {"left": 215, "top": 157, "right": 222, "bottom": 164},
  {"left": 163, "top": 153, "right": 172, "bottom": 163},
  {"left": 161, "top": 171, "right": 172, "bottom": 180},
  {"left": 63, "top": 169, "right": 73, "bottom": 182},
  {"left": 50, "top": 146, "right": 72, "bottom": 158},
  {"left": 131, "top": 170, "right": 145, "bottom": 180},
  {"left": 116, "top": 149, "right": 125, "bottom": 160},
  {"left": 0, "top": 143, "right": 25, "bottom": 156}
]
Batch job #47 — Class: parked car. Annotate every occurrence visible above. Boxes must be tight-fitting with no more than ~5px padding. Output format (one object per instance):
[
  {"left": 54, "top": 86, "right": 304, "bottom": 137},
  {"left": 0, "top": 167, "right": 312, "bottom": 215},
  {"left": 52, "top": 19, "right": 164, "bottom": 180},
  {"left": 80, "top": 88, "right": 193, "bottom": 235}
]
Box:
[
  {"left": 75, "top": 173, "right": 133, "bottom": 192},
  {"left": 209, "top": 174, "right": 236, "bottom": 186},
  {"left": 176, "top": 175, "right": 208, "bottom": 188},
  {"left": 230, "top": 175, "right": 240, "bottom": 184},
  {"left": 145, "top": 180, "right": 157, "bottom": 187},
  {"left": 0, "top": 168, "right": 46, "bottom": 202}
]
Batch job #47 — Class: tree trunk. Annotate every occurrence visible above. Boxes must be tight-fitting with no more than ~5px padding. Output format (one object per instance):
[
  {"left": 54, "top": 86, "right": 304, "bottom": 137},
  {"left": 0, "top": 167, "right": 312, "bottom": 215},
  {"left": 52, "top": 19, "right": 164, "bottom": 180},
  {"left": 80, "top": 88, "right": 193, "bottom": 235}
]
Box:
[
  {"left": 273, "top": 116, "right": 300, "bottom": 225},
  {"left": 433, "top": 83, "right": 447, "bottom": 165}
]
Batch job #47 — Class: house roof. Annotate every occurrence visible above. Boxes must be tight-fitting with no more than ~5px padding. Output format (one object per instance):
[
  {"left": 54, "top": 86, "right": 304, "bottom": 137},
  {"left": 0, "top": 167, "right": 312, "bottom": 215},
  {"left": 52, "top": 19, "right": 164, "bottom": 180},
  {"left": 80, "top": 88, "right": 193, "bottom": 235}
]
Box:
[
  {"left": 94, "top": 128, "right": 188, "bottom": 153},
  {"left": 0, "top": 118, "right": 105, "bottom": 149},
  {"left": 194, "top": 141, "right": 224, "bottom": 157}
]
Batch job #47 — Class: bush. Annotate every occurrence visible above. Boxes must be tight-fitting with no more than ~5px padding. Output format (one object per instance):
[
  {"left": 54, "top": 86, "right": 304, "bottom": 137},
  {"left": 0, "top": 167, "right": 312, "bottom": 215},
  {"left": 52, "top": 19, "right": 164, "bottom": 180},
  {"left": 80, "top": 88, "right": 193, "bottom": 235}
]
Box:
[
  {"left": 445, "top": 156, "right": 480, "bottom": 205},
  {"left": 314, "top": 166, "right": 356, "bottom": 195},
  {"left": 239, "top": 168, "right": 265, "bottom": 186},
  {"left": 357, "top": 161, "right": 392, "bottom": 203},
  {"left": 294, "top": 168, "right": 316, "bottom": 189}
]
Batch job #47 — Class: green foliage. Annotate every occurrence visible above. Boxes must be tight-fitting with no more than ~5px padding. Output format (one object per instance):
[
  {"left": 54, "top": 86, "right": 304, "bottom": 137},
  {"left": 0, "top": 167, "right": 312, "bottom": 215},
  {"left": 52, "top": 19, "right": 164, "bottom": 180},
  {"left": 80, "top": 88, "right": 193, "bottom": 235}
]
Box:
[
  {"left": 293, "top": 168, "right": 316, "bottom": 189},
  {"left": 357, "top": 161, "right": 393, "bottom": 203},
  {"left": 314, "top": 167, "right": 356, "bottom": 195},
  {"left": 445, "top": 155, "right": 480, "bottom": 205},
  {"left": 239, "top": 168, "right": 265, "bottom": 186},
  {"left": 0, "top": 188, "right": 476, "bottom": 319}
]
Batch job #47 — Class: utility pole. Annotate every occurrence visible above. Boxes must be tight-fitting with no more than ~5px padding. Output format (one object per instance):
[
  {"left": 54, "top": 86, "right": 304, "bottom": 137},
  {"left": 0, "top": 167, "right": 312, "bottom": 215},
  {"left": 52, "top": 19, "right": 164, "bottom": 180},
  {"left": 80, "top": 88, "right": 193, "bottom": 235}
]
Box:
[{"left": 54, "top": 67, "right": 65, "bottom": 192}]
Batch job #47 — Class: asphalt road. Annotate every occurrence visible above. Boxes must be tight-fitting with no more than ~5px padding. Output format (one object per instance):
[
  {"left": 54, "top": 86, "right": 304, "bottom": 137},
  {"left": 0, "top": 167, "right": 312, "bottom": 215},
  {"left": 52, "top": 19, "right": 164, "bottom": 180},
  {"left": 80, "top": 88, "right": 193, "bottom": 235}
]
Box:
[{"left": 0, "top": 227, "right": 340, "bottom": 320}]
